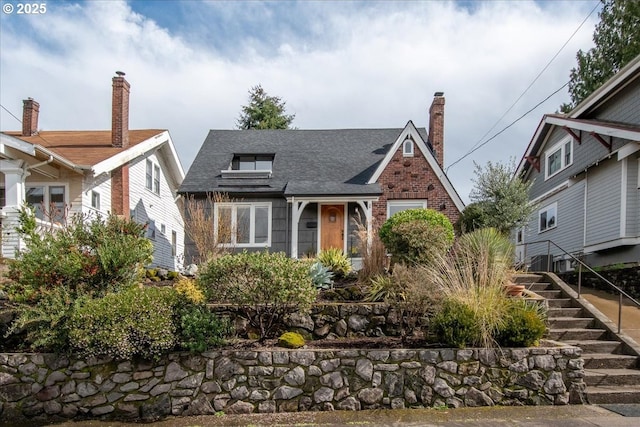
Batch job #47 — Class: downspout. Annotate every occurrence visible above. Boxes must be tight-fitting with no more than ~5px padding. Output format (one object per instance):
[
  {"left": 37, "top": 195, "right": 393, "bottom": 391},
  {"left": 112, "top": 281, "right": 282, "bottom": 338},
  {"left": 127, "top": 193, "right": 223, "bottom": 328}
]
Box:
[
  {"left": 286, "top": 198, "right": 290, "bottom": 257},
  {"left": 26, "top": 155, "right": 53, "bottom": 172}
]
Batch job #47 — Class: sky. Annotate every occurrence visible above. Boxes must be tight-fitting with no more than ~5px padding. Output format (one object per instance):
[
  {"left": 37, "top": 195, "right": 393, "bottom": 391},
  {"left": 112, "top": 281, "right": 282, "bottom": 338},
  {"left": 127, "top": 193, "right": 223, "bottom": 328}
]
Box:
[{"left": 0, "top": 0, "right": 601, "bottom": 203}]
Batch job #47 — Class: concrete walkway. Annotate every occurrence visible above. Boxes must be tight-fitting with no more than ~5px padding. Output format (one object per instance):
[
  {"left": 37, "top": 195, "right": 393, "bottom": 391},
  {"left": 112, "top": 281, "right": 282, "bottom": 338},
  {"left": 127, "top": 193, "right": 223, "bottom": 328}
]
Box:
[{"left": 39, "top": 405, "right": 639, "bottom": 427}]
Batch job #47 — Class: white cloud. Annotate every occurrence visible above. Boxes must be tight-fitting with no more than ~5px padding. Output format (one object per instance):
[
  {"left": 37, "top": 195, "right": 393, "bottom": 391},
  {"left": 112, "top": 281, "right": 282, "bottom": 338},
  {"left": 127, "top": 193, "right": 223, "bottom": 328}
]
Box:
[{"left": 0, "top": 0, "right": 598, "bottom": 203}]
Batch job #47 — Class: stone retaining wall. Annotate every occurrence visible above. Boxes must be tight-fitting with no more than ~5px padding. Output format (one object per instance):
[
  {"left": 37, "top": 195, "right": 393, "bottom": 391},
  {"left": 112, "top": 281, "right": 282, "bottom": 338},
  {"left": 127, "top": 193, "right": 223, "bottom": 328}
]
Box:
[
  {"left": 559, "top": 266, "right": 640, "bottom": 299},
  {"left": 0, "top": 346, "right": 586, "bottom": 423}
]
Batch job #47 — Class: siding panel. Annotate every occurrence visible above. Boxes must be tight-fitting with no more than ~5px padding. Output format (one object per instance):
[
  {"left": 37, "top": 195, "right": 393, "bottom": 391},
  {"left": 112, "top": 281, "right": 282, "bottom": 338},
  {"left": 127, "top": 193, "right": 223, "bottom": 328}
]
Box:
[{"left": 585, "top": 158, "right": 621, "bottom": 246}]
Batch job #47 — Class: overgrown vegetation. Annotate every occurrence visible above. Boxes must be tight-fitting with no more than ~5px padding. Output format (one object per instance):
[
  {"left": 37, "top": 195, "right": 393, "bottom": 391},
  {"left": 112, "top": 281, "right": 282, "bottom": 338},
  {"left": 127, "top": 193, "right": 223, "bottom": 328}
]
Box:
[
  {"left": 183, "top": 193, "right": 234, "bottom": 264},
  {"left": 317, "top": 248, "right": 352, "bottom": 277},
  {"left": 352, "top": 213, "right": 387, "bottom": 284}
]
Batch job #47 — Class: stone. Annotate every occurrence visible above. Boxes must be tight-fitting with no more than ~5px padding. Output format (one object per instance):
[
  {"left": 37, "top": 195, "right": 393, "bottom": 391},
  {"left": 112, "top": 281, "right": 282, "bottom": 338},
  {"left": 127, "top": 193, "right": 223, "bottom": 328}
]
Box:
[
  {"left": 171, "top": 396, "right": 191, "bottom": 415},
  {"left": 91, "top": 405, "right": 115, "bottom": 416},
  {"left": 446, "top": 397, "right": 463, "bottom": 408},
  {"left": 385, "top": 372, "right": 404, "bottom": 397},
  {"left": 337, "top": 396, "right": 361, "bottom": 411},
  {"left": 391, "top": 397, "right": 405, "bottom": 409},
  {"left": 19, "top": 363, "right": 38, "bottom": 376},
  {"left": 335, "top": 319, "right": 348, "bottom": 337},
  {"left": 249, "top": 366, "right": 274, "bottom": 376},
  {"left": 250, "top": 389, "right": 270, "bottom": 401},
  {"left": 43, "top": 400, "right": 62, "bottom": 415},
  {"left": 222, "top": 378, "right": 237, "bottom": 391},
  {"left": 308, "top": 365, "right": 322, "bottom": 377},
  {"left": 226, "top": 400, "right": 255, "bottom": 414},
  {"left": 133, "top": 371, "right": 153, "bottom": 381},
  {"left": 438, "top": 361, "right": 458, "bottom": 374},
  {"left": 516, "top": 370, "right": 546, "bottom": 390},
  {"left": 400, "top": 361, "right": 421, "bottom": 369},
  {"left": 36, "top": 385, "right": 60, "bottom": 401},
  {"left": 369, "top": 350, "right": 390, "bottom": 362},
  {"left": 322, "top": 402, "right": 334, "bottom": 411},
  {"left": 107, "top": 392, "right": 124, "bottom": 403},
  {"left": 290, "top": 351, "right": 316, "bottom": 366},
  {"left": 372, "top": 372, "right": 382, "bottom": 388},
  {"left": 405, "top": 389, "right": 418, "bottom": 404},
  {"left": 258, "top": 400, "right": 277, "bottom": 413},
  {"left": 348, "top": 314, "right": 369, "bottom": 332},
  {"left": 61, "top": 380, "right": 76, "bottom": 395},
  {"left": 374, "top": 363, "right": 399, "bottom": 371},
  {"left": 286, "top": 312, "right": 315, "bottom": 331},
  {"left": 464, "top": 387, "right": 494, "bottom": 407},
  {"left": 299, "top": 395, "right": 313, "bottom": 411},
  {"left": 141, "top": 394, "right": 171, "bottom": 421},
  {"left": 183, "top": 394, "right": 216, "bottom": 416},
  {"left": 165, "top": 362, "right": 189, "bottom": 382},
  {"left": 357, "top": 387, "right": 383, "bottom": 404},
  {"left": 433, "top": 378, "right": 454, "bottom": 398},
  {"left": 320, "top": 372, "right": 344, "bottom": 389},
  {"left": 212, "top": 394, "right": 231, "bottom": 411},
  {"left": 120, "top": 382, "right": 140, "bottom": 392},
  {"left": 140, "top": 378, "right": 161, "bottom": 393},
  {"left": 284, "top": 366, "right": 306, "bottom": 386},
  {"left": 314, "top": 387, "right": 334, "bottom": 403},
  {"left": 61, "top": 393, "right": 81, "bottom": 403},
  {"left": 273, "top": 351, "right": 290, "bottom": 365},
  {"left": 273, "top": 385, "right": 303, "bottom": 400},
  {"left": 184, "top": 264, "right": 198, "bottom": 276},
  {"left": 419, "top": 366, "right": 436, "bottom": 384},
  {"left": 77, "top": 382, "right": 99, "bottom": 398},
  {"left": 356, "top": 359, "right": 374, "bottom": 381},
  {"left": 319, "top": 358, "right": 340, "bottom": 372},
  {"left": 61, "top": 404, "right": 79, "bottom": 418},
  {"left": 543, "top": 372, "right": 567, "bottom": 395},
  {"left": 508, "top": 359, "right": 529, "bottom": 373},
  {"left": 457, "top": 349, "right": 474, "bottom": 361},
  {"left": 478, "top": 349, "right": 498, "bottom": 366},
  {"left": 178, "top": 372, "right": 204, "bottom": 389},
  {"left": 231, "top": 385, "right": 250, "bottom": 400},
  {"left": 124, "top": 393, "right": 149, "bottom": 402},
  {"left": 0, "top": 372, "right": 18, "bottom": 386},
  {"left": 44, "top": 371, "right": 67, "bottom": 386},
  {"left": 201, "top": 381, "right": 222, "bottom": 394},
  {"left": 533, "top": 355, "right": 556, "bottom": 371},
  {"left": 439, "top": 372, "right": 461, "bottom": 387},
  {"left": 314, "top": 324, "right": 331, "bottom": 338}
]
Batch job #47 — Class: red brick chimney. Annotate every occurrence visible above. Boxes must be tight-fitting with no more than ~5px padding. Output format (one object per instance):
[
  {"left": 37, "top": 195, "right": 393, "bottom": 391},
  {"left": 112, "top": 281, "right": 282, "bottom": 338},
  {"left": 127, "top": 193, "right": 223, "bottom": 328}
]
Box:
[
  {"left": 111, "top": 71, "right": 130, "bottom": 148},
  {"left": 428, "top": 92, "right": 445, "bottom": 168},
  {"left": 22, "top": 98, "right": 40, "bottom": 136}
]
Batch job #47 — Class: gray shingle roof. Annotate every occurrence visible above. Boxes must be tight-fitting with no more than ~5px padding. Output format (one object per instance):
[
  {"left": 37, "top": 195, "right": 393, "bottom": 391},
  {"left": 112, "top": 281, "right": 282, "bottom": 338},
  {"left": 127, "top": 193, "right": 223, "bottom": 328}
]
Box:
[{"left": 179, "top": 128, "right": 432, "bottom": 196}]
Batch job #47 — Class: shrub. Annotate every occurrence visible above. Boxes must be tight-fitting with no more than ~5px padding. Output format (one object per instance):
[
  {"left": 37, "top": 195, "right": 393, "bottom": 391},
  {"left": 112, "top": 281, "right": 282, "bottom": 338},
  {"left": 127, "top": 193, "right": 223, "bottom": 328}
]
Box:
[
  {"left": 178, "top": 305, "right": 232, "bottom": 353},
  {"left": 352, "top": 213, "right": 387, "bottom": 283},
  {"left": 496, "top": 300, "right": 547, "bottom": 347},
  {"left": 431, "top": 299, "right": 480, "bottom": 348},
  {"left": 365, "top": 274, "right": 402, "bottom": 302},
  {"left": 69, "top": 286, "right": 177, "bottom": 360},
  {"left": 278, "top": 331, "right": 306, "bottom": 349},
  {"left": 309, "top": 261, "right": 334, "bottom": 290},
  {"left": 174, "top": 277, "right": 205, "bottom": 304},
  {"left": 317, "top": 248, "right": 351, "bottom": 276},
  {"left": 198, "top": 251, "right": 317, "bottom": 340},
  {"left": 379, "top": 209, "right": 454, "bottom": 266},
  {"left": 8, "top": 209, "right": 152, "bottom": 303}
]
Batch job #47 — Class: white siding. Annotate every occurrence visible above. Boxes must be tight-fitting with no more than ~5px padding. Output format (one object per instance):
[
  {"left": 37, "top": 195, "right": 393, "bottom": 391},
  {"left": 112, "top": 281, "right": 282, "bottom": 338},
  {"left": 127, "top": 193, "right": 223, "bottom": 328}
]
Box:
[
  {"left": 80, "top": 173, "right": 111, "bottom": 216},
  {"left": 585, "top": 158, "right": 622, "bottom": 246}
]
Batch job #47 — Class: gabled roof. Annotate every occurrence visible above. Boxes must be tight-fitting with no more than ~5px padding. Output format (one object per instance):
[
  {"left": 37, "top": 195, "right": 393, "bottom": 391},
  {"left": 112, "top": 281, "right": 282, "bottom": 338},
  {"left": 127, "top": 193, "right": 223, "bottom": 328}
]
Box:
[
  {"left": 516, "top": 54, "right": 640, "bottom": 177},
  {"left": 180, "top": 126, "right": 431, "bottom": 196}
]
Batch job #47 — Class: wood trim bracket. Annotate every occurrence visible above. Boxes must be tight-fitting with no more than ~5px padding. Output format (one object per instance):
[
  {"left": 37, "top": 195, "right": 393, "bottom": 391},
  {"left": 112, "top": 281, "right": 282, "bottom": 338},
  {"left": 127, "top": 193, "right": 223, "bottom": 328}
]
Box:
[
  {"left": 562, "top": 126, "right": 581, "bottom": 144},
  {"left": 525, "top": 156, "right": 540, "bottom": 172},
  {"left": 590, "top": 132, "right": 612, "bottom": 152}
]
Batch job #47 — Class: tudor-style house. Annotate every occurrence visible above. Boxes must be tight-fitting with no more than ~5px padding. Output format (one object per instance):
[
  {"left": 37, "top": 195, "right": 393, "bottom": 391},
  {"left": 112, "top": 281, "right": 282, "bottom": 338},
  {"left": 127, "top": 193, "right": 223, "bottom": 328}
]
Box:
[
  {"left": 515, "top": 54, "right": 640, "bottom": 271},
  {"left": 0, "top": 73, "right": 186, "bottom": 270},
  {"left": 179, "top": 93, "right": 464, "bottom": 263}
]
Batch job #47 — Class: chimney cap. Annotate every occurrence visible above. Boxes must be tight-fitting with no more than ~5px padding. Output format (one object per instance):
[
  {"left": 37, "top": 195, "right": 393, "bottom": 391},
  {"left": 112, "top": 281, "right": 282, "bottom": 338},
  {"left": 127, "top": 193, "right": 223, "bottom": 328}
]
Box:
[
  {"left": 115, "top": 70, "right": 126, "bottom": 77},
  {"left": 434, "top": 91, "right": 444, "bottom": 97}
]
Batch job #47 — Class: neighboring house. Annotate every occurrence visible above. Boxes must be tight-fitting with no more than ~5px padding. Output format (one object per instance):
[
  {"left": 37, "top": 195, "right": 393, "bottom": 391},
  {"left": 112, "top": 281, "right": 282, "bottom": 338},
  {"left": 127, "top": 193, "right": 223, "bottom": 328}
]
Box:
[
  {"left": 515, "top": 54, "right": 640, "bottom": 271},
  {"left": 0, "top": 73, "right": 186, "bottom": 270},
  {"left": 179, "top": 93, "right": 464, "bottom": 262}
]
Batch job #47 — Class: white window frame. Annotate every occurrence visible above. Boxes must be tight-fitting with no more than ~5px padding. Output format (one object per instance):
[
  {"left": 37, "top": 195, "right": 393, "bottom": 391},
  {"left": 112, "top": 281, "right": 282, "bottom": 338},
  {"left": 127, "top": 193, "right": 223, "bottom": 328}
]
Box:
[
  {"left": 145, "top": 159, "right": 153, "bottom": 191},
  {"left": 545, "top": 136, "right": 573, "bottom": 180},
  {"left": 153, "top": 164, "right": 161, "bottom": 195},
  {"left": 387, "top": 200, "right": 427, "bottom": 218},
  {"left": 214, "top": 202, "right": 272, "bottom": 247},
  {"left": 25, "top": 183, "right": 68, "bottom": 223},
  {"left": 403, "top": 139, "right": 414, "bottom": 157},
  {"left": 91, "top": 190, "right": 101, "bottom": 211},
  {"left": 145, "top": 159, "right": 161, "bottom": 195},
  {"left": 538, "top": 202, "right": 558, "bottom": 233}
]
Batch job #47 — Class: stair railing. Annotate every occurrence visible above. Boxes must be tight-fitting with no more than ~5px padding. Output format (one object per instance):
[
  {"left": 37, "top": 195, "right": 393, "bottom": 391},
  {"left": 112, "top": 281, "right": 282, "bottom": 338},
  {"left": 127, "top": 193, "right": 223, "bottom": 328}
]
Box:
[{"left": 521, "top": 239, "right": 640, "bottom": 334}]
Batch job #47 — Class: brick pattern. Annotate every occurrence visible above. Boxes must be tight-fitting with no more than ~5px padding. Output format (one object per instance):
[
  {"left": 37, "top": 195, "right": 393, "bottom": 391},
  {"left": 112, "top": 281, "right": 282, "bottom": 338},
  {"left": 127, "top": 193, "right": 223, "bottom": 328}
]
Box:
[
  {"left": 21, "top": 98, "right": 39, "bottom": 136},
  {"left": 373, "top": 145, "right": 460, "bottom": 226},
  {"left": 111, "top": 75, "right": 130, "bottom": 148},
  {"left": 111, "top": 164, "right": 130, "bottom": 218},
  {"left": 428, "top": 95, "right": 445, "bottom": 167}
]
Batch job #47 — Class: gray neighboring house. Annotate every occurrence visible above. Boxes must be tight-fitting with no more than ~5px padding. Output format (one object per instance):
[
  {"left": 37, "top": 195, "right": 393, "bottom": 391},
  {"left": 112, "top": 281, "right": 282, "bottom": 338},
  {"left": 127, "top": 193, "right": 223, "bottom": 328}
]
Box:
[
  {"left": 515, "top": 54, "right": 640, "bottom": 271},
  {"left": 179, "top": 93, "right": 464, "bottom": 263}
]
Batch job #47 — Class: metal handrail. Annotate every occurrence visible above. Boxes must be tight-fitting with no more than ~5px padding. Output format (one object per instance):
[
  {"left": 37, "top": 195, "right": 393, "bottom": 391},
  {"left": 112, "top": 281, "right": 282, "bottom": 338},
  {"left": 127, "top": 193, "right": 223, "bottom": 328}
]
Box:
[{"left": 521, "top": 239, "right": 640, "bottom": 333}]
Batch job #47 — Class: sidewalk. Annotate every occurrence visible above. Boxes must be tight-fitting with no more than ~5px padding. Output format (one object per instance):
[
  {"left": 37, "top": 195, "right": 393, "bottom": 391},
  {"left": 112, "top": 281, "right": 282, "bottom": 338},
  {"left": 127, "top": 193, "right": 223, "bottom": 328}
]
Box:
[{"left": 39, "top": 404, "right": 640, "bottom": 427}]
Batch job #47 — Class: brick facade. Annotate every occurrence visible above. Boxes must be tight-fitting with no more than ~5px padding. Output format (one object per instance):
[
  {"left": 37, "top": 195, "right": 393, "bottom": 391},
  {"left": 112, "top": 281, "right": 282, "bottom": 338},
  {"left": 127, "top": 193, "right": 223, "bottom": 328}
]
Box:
[
  {"left": 21, "top": 98, "right": 39, "bottom": 137},
  {"left": 111, "top": 163, "right": 130, "bottom": 218},
  {"left": 111, "top": 73, "right": 130, "bottom": 148},
  {"left": 373, "top": 145, "right": 461, "bottom": 226}
]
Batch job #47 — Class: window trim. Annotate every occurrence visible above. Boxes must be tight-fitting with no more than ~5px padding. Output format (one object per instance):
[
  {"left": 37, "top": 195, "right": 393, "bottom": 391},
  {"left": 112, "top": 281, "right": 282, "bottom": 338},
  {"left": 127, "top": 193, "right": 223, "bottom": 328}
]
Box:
[
  {"left": 403, "top": 139, "right": 414, "bottom": 157},
  {"left": 214, "top": 201, "right": 272, "bottom": 248},
  {"left": 544, "top": 136, "right": 573, "bottom": 180},
  {"left": 538, "top": 202, "right": 558, "bottom": 233},
  {"left": 91, "top": 190, "right": 101, "bottom": 211},
  {"left": 25, "top": 183, "right": 68, "bottom": 223},
  {"left": 386, "top": 200, "right": 427, "bottom": 218},
  {"left": 145, "top": 159, "right": 161, "bottom": 195}
]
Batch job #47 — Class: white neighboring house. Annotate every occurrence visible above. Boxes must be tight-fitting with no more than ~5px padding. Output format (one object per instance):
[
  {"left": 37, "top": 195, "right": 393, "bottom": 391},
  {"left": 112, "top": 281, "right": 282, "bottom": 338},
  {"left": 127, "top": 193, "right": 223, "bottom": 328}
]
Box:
[{"left": 0, "top": 73, "right": 186, "bottom": 270}]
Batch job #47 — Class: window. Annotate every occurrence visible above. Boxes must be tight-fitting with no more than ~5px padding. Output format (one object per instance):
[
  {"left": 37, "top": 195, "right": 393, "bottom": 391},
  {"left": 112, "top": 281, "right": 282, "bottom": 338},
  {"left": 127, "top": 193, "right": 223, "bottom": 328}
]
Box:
[
  {"left": 403, "top": 139, "right": 414, "bottom": 157},
  {"left": 232, "top": 155, "right": 274, "bottom": 171},
  {"left": 516, "top": 227, "right": 524, "bottom": 244},
  {"left": 171, "top": 230, "right": 177, "bottom": 257},
  {"left": 545, "top": 137, "right": 573, "bottom": 179},
  {"left": 538, "top": 202, "right": 557, "bottom": 233},
  {"left": 91, "top": 191, "right": 101, "bottom": 210},
  {"left": 387, "top": 200, "right": 427, "bottom": 218},
  {"left": 49, "top": 186, "right": 65, "bottom": 223},
  {"left": 26, "top": 186, "right": 45, "bottom": 219},
  {"left": 214, "top": 202, "right": 271, "bottom": 247},
  {"left": 0, "top": 188, "right": 5, "bottom": 207},
  {"left": 147, "top": 220, "right": 156, "bottom": 240},
  {"left": 160, "top": 223, "right": 166, "bottom": 235},
  {"left": 146, "top": 160, "right": 161, "bottom": 195}
]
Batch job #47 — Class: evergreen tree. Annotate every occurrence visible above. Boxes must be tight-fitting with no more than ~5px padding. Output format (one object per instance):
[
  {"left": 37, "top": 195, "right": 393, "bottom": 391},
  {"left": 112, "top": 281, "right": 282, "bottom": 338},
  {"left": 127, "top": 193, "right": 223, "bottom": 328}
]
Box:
[
  {"left": 236, "top": 84, "right": 295, "bottom": 129},
  {"left": 561, "top": 0, "right": 640, "bottom": 112}
]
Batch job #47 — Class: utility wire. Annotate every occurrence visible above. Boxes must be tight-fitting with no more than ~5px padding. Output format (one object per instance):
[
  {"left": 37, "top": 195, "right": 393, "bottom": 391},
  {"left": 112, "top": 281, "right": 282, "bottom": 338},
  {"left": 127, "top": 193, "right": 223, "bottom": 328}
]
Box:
[
  {"left": 1, "top": 104, "right": 23, "bottom": 125},
  {"left": 447, "top": 0, "right": 600, "bottom": 171}
]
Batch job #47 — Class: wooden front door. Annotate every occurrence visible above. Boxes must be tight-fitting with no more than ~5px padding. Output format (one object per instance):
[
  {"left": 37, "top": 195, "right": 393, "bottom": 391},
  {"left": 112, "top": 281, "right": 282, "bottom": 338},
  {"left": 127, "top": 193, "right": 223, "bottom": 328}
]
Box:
[{"left": 320, "top": 205, "right": 344, "bottom": 251}]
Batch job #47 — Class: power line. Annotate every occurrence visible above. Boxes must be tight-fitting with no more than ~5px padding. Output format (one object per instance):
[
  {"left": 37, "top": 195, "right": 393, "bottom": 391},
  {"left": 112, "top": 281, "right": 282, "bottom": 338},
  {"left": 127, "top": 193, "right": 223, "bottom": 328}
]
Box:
[
  {"left": 446, "top": 81, "right": 569, "bottom": 172},
  {"left": 448, "top": 0, "right": 600, "bottom": 169},
  {"left": 1, "top": 104, "right": 23, "bottom": 125}
]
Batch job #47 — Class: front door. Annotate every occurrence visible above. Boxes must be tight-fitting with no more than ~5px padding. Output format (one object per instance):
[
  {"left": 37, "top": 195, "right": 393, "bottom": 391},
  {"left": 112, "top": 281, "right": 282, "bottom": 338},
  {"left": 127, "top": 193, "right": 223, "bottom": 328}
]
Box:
[{"left": 320, "top": 204, "right": 344, "bottom": 251}]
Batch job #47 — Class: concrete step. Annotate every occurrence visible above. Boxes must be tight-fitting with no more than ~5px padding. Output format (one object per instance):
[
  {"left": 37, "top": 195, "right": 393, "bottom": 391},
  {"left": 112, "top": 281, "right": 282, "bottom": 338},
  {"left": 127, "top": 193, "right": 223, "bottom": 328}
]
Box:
[
  {"left": 548, "top": 317, "right": 594, "bottom": 329},
  {"left": 512, "top": 274, "right": 543, "bottom": 284},
  {"left": 548, "top": 328, "right": 608, "bottom": 341},
  {"left": 563, "top": 340, "right": 622, "bottom": 354},
  {"left": 526, "top": 282, "right": 553, "bottom": 292},
  {"left": 547, "top": 298, "right": 576, "bottom": 308},
  {"left": 536, "top": 289, "right": 565, "bottom": 299},
  {"left": 548, "top": 307, "right": 584, "bottom": 318},
  {"left": 586, "top": 385, "right": 640, "bottom": 404},
  {"left": 583, "top": 354, "right": 639, "bottom": 370},
  {"left": 585, "top": 368, "right": 640, "bottom": 386}
]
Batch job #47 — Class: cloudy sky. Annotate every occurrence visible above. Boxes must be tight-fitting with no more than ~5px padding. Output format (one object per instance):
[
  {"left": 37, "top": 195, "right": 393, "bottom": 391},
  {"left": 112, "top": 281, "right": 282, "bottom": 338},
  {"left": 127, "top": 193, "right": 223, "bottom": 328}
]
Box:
[{"left": 0, "top": 0, "right": 600, "bottom": 203}]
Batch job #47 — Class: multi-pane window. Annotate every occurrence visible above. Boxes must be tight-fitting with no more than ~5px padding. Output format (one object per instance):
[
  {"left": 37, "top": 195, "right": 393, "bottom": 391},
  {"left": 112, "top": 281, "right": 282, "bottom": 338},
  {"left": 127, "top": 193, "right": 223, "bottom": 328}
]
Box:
[
  {"left": 214, "top": 202, "right": 271, "bottom": 247},
  {"left": 538, "top": 203, "right": 557, "bottom": 233},
  {"left": 25, "top": 185, "right": 66, "bottom": 222},
  {"left": 387, "top": 200, "right": 427, "bottom": 218},
  {"left": 545, "top": 137, "right": 573, "bottom": 179},
  {"left": 145, "top": 160, "right": 161, "bottom": 195},
  {"left": 91, "top": 191, "right": 101, "bottom": 210},
  {"left": 231, "top": 155, "right": 274, "bottom": 171},
  {"left": 49, "top": 186, "right": 65, "bottom": 223},
  {"left": 146, "top": 160, "right": 153, "bottom": 191},
  {"left": 153, "top": 165, "right": 160, "bottom": 195}
]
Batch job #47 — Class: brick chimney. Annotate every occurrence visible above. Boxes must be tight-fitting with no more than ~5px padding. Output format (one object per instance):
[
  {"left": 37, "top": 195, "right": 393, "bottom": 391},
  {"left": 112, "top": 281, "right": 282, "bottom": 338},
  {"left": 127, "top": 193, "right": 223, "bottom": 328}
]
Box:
[
  {"left": 22, "top": 98, "right": 40, "bottom": 136},
  {"left": 111, "top": 71, "right": 130, "bottom": 148},
  {"left": 428, "top": 92, "right": 445, "bottom": 168}
]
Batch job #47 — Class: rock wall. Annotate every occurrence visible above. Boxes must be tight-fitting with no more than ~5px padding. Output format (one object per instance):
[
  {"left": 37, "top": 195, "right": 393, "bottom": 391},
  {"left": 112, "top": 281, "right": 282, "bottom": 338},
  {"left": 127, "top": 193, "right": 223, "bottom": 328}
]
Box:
[
  {"left": 0, "top": 346, "right": 586, "bottom": 423},
  {"left": 558, "top": 266, "right": 640, "bottom": 299}
]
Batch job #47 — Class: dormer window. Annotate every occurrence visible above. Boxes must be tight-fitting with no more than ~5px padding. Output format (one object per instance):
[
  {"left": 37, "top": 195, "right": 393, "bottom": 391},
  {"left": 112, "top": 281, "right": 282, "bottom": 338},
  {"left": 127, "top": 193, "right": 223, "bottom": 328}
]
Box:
[{"left": 222, "top": 154, "right": 274, "bottom": 178}]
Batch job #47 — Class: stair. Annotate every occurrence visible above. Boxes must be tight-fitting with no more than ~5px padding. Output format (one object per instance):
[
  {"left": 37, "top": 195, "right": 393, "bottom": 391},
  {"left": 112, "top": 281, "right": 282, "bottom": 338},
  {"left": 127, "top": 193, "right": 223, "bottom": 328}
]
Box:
[{"left": 514, "top": 273, "right": 640, "bottom": 405}]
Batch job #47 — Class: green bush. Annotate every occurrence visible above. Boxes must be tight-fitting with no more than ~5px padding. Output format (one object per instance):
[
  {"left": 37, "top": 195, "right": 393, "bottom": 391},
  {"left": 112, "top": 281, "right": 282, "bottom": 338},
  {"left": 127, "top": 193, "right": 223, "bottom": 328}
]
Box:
[
  {"left": 431, "top": 299, "right": 480, "bottom": 348},
  {"left": 317, "top": 248, "right": 351, "bottom": 276},
  {"left": 8, "top": 209, "right": 153, "bottom": 303},
  {"left": 379, "top": 209, "right": 454, "bottom": 266},
  {"left": 69, "top": 286, "right": 177, "bottom": 360},
  {"left": 278, "top": 331, "right": 306, "bottom": 349},
  {"left": 496, "top": 300, "right": 547, "bottom": 347},
  {"left": 198, "top": 251, "right": 317, "bottom": 339},
  {"left": 309, "top": 261, "right": 334, "bottom": 290},
  {"left": 178, "top": 305, "right": 231, "bottom": 353},
  {"left": 365, "top": 274, "right": 401, "bottom": 302}
]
